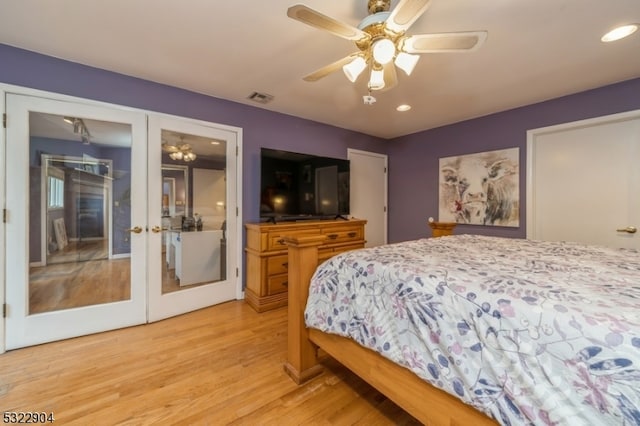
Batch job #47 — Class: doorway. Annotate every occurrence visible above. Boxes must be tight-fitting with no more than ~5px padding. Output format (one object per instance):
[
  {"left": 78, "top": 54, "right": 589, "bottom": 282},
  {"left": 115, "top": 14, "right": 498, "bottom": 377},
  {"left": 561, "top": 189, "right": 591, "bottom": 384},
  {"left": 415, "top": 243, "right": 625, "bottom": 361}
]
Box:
[
  {"left": 348, "top": 149, "right": 388, "bottom": 247},
  {"left": 3, "top": 88, "right": 242, "bottom": 350},
  {"left": 527, "top": 110, "right": 640, "bottom": 249},
  {"left": 40, "top": 153, "right": 113, "bottom": 267}
]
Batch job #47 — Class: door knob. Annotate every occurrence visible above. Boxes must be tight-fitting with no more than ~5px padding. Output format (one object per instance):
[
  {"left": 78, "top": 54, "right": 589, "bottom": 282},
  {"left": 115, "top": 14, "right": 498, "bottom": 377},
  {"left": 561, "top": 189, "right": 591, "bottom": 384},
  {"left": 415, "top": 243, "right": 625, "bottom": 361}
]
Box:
[
  {"left": 616, "top": 226, "right": 637, "bottom": 234},
  {"left": 126, "top": 226, "right": 143, "bottom": 234},
  {"left": 151, "top": 226, "right": 168, "bottom": 233}
]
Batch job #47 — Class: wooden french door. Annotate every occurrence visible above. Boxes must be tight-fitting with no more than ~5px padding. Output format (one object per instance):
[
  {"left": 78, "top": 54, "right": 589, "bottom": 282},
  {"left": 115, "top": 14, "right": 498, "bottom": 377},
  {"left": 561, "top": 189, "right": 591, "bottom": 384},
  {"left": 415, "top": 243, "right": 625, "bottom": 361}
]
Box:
[{"left": 5, "top": 93, "right": 148, "bottom": 349}]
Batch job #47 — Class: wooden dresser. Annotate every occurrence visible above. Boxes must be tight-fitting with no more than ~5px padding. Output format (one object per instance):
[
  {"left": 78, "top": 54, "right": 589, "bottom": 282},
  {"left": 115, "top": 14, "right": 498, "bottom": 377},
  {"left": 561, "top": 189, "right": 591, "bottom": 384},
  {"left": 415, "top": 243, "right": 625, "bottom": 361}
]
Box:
[{"left": 245, "top": 219, "right": 366, "bottom": 312}]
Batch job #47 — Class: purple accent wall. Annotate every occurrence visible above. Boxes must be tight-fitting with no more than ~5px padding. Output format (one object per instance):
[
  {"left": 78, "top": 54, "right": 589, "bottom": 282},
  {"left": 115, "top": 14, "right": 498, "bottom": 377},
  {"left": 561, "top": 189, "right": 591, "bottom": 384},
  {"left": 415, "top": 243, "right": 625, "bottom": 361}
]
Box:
[
  {"left": 387, "top": 78, "right": 640, "bottom": 243},
  {"left": 0, "top": 44, "right": 388, "bottom": 229},
  {"left": 3, "top": 44, "right": 639, "bottom": 267}
]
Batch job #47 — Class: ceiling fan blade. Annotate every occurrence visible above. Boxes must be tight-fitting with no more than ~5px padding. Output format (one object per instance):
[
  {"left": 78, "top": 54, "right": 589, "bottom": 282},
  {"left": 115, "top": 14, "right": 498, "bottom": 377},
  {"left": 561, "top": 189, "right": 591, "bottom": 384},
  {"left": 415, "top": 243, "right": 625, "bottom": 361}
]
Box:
[
  {"left": 402, "top": 31, "right": 488, "bottom": 53},
  {"left": 162, "top": 143, "right": 179, "bottom": 153},
  {"left": 386, "top": 0, "right": 432, "bottom": 34},
  {"left": 287, "top": 4, "right": 370, "bottom": 42},
  {"left": 302, "top": 54, "right": 360, "bottom": 82},
  {"left": 380, "top": 61, "right": 398, "bottom": 92}
]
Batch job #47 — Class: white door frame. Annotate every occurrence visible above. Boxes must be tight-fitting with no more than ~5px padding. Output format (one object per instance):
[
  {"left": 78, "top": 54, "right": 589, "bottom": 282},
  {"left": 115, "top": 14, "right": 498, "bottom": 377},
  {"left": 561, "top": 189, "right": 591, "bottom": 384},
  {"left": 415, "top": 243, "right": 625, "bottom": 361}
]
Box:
[
  {"left": 526, "top": 109, "right": 640, "bottom": 240},
  {"left": 0, "top": 87, "right": 7, "bottom": 354}
]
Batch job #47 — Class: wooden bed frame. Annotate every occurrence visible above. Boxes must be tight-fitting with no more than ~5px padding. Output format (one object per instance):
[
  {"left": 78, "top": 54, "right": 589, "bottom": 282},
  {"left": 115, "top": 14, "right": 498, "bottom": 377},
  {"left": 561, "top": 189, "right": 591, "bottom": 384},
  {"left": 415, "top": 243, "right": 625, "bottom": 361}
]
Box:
[{"left": 283, "top": 234, "right": 497, "bottom": 426}]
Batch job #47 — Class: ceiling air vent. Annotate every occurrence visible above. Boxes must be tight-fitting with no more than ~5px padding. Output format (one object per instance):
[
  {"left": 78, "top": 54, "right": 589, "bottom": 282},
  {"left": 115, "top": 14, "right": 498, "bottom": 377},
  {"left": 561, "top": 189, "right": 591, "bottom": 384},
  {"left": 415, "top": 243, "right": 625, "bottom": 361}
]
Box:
[{"left": 247, "top": 91, "right": 274, "bottom": 104}]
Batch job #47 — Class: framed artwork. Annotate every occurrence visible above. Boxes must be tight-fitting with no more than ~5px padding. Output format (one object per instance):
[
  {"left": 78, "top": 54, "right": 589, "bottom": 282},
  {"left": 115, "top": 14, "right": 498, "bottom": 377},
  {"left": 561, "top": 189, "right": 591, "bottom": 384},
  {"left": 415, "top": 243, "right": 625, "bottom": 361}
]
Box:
[{"left": 439, "top": 147, "right": 519, "bottom": 227}]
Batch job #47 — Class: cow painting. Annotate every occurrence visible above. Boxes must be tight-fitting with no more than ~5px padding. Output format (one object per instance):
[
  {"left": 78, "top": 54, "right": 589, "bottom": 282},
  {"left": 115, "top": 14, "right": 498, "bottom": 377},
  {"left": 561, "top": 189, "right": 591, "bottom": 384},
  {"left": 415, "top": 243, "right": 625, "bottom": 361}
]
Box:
[{"left": 439, "top": 148, "right": 519, "bottom": 227}]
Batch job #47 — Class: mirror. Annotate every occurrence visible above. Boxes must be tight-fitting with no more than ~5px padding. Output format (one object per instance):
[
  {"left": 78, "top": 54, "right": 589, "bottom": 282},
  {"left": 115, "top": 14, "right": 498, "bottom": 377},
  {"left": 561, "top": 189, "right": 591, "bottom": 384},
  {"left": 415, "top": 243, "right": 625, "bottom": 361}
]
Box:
[
  {"left": 160, "top": 130, "right": 227, "bottom": 294},
  {"left": 29, "top": 112, "right": 133, "bottom": 314}
]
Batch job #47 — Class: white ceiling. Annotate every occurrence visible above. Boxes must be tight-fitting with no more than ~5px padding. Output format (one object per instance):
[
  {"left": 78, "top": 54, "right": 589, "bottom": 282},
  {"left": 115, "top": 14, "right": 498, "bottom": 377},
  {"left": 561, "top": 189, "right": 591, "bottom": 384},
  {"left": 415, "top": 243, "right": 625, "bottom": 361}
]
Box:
[{"left": 1, "top": 0, "right": 639, "bottom": 139}]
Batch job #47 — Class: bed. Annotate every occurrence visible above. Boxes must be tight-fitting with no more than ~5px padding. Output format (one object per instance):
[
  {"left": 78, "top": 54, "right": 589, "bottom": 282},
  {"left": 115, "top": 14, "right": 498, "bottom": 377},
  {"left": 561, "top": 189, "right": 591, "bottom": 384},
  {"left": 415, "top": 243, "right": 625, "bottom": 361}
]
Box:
[{"left": 283, "top": 234, "right": 640, "bottom": 425}]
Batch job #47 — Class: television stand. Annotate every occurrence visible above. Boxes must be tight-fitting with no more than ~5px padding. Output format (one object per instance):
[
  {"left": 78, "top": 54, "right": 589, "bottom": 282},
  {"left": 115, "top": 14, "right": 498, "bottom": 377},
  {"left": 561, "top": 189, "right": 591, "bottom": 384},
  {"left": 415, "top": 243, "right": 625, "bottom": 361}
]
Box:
[{"left": 334, "top": 214, "right": 349, "bottom": 220}]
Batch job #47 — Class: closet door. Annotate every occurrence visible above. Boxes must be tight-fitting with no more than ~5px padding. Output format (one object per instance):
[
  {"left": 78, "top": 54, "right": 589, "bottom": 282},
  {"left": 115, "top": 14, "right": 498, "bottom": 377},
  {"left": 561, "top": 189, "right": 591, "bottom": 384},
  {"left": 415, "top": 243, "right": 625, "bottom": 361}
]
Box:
[
  {"left": 348, "top": 149, "right": 388, "bottom": 247},
  {"left": 147, "top": 114, "right": 240, "bottom": 322},
  {"left": 527, "top": 112, "right": 640, "bottom": 249},
  {"left": 5, "top": 93, "right": 147, "bottom": 349}
]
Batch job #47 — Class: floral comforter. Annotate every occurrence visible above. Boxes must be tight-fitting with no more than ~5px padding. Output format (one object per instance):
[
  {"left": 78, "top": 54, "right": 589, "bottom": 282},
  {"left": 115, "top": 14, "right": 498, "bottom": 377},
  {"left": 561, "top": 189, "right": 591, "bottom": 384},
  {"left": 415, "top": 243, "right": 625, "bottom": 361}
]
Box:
[{"left": 305, "top": 235, "right": 640, "bottom": 425}]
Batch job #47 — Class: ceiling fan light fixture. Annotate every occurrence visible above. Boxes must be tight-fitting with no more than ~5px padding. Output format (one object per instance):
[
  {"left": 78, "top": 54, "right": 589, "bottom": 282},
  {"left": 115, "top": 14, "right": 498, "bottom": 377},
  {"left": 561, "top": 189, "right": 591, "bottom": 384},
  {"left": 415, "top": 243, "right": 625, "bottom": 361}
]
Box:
[
  {"left": 369, "top": 67, "right": 386, "bottom": 90},
  {"left": 395, "top": 52, "right": 420, "bottom": 76},
  {"left": 372, "top": 38, "right": 396, "bottom": 64},
  {"left": 343, "top": 56, "right": 367, "bottom": 82},
  {"left": 601, "top": 24, "right": 638, "bottom": 42}
]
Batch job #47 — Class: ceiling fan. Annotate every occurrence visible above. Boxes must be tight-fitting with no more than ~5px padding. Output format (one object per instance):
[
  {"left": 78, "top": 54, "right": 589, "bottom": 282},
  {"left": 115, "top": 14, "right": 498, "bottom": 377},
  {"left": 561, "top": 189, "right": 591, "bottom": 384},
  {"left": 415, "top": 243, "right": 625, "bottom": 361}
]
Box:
[
  {"left": 287, "top": 0, "right": 487, "bottom": 92},
  {"left": 162, "top": 137, "right": 197, "bottom": 162}
]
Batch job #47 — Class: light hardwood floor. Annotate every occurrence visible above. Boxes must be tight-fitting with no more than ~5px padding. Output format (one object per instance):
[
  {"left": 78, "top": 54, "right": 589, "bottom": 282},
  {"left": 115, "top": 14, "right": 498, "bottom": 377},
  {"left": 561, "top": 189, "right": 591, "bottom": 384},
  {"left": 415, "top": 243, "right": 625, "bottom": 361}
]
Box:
[
  {"left": 29, "top": 248, "right": 208, "bottom": 314},
  {"left": 0, "top": 301, "right": 420, "bottom": 425}
]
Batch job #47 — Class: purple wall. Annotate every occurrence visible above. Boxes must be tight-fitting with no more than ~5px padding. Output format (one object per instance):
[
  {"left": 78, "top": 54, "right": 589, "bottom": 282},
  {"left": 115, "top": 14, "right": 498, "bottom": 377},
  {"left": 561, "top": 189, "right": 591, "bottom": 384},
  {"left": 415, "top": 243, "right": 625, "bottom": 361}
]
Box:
[
  {"left": 0, "top": 44, "right": 388, "bottom": 228},
  {"left": 387, "top": 78, "right": 640, "bottom": 243},
  {"left": 3, "top": 44, "right": 639, "bottom": 262}
]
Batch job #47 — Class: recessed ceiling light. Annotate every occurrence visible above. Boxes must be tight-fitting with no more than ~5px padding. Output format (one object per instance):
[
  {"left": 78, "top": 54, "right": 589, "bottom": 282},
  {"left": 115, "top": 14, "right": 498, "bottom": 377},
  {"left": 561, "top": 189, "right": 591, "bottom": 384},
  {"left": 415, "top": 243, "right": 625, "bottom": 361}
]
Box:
[
  {"left": 210, "top": 141, "right": 220, "bottom": 145},
  {"left": 396, "top": 104, "right": 411, "bottom": 112},
  {"left": 601, "top": 24, "right": 638, "bottom": 42}
]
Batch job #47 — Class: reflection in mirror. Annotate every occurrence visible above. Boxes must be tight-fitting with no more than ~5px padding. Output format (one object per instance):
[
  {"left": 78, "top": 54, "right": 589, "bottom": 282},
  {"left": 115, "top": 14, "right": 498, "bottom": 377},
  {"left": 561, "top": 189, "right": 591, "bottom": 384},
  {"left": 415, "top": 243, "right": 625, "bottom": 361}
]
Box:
[
  {"left": 160, "top": 130, "right": 227, "bottom": 294},
  {"left": 28, "top": 112, "right": 132, "bottom": 314}
]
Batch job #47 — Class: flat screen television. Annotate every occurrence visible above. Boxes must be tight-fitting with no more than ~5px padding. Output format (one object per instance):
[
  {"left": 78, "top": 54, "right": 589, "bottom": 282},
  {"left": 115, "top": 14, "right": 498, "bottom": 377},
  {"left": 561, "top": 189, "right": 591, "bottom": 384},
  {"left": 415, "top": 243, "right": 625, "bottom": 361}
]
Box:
[{"left": 260, "top": 148, "right": 350, "bottom": 222}]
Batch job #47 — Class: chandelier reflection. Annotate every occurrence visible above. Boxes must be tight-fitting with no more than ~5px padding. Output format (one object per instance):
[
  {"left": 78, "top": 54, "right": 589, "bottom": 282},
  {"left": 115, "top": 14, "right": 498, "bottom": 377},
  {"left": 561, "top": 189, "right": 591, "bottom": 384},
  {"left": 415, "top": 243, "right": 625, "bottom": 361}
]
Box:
[{"left": 162, "top": 139, "right": 197, "bottom": 162}]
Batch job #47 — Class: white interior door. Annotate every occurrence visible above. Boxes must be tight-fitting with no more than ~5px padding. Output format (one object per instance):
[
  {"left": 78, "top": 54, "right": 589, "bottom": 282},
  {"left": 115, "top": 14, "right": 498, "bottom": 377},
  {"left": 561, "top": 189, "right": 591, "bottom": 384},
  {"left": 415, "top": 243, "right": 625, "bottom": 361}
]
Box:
[
  {"left": 527, "top": 111, "right": 640, "bottom": 249},
  {"left": 5, "top": 93, "right": 147, "bottom": 350},
  {"left": 147, "top": 114, "right": 241, "bottom": 322},
  {"left": 348, "top": 149, "right": 387, "bottom": 247}
]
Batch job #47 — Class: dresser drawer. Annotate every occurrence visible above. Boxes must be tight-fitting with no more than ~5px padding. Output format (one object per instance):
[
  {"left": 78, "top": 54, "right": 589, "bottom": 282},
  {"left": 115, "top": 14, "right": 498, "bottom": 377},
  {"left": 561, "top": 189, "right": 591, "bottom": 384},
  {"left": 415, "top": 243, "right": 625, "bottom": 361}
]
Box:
[
  {"left": 335, "top": 243, "right": 365, "bottom": 255},
  {"left": 245, "top": 219, "right": 366, "bottom": 312},
  {"left": 267, "top": 254, "right": 289, "bottom": 276},
  {"left": 318, "top": 248, "right": 335, "bottom": 263},
  {"left": 319, "top": 243, "right": 365, "bottom": 263},
  {"left": 266, "top": 229, "right": 318, "bottom": 251},
  {"left": 322, "top": 225, "right": 363, "bottom": 245},
  {"left": 267, "top": 274, "right": 288, "bottom": 295}
]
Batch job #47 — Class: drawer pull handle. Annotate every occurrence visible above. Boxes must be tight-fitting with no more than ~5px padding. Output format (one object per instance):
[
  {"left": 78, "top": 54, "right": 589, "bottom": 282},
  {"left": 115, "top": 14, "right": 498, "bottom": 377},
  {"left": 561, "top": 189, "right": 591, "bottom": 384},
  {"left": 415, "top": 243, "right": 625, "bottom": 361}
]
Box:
[
  {"left": 348, "top": 232, "right": 357, "bottom": 237},
  {"left": 277, "top": 238, "right": 285, "bottom": 245},
  {"left": 282, "top": 262, "right": 288, "bottom": 268},
  {"left": 283, "top": 281, "right": 288, "bottom": 287},
  {"left": 327, "top": 234, "right": 338, "bottom": 240}
]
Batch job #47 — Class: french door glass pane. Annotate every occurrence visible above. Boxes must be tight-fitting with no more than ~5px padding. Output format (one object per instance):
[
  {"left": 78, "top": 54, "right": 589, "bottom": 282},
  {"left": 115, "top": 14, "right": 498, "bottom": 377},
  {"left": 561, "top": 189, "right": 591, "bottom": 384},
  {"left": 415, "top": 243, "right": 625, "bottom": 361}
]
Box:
[
  {"left": 160, "top": 129, "right": 227, "bottom": 294},
  {"left": 28, "top": 112, "right": 133, "bottom": 314}
]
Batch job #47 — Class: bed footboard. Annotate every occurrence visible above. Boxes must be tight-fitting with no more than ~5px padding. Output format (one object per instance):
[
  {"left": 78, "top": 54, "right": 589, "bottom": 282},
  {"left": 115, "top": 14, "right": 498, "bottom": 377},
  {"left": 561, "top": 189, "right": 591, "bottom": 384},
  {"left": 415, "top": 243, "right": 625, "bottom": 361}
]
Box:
[
  {"left": 283, "top": 234, "right": 497, "bottom": 425},
  {"left": 283, "top": 234, "right": 326, "bottom": 384}
]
